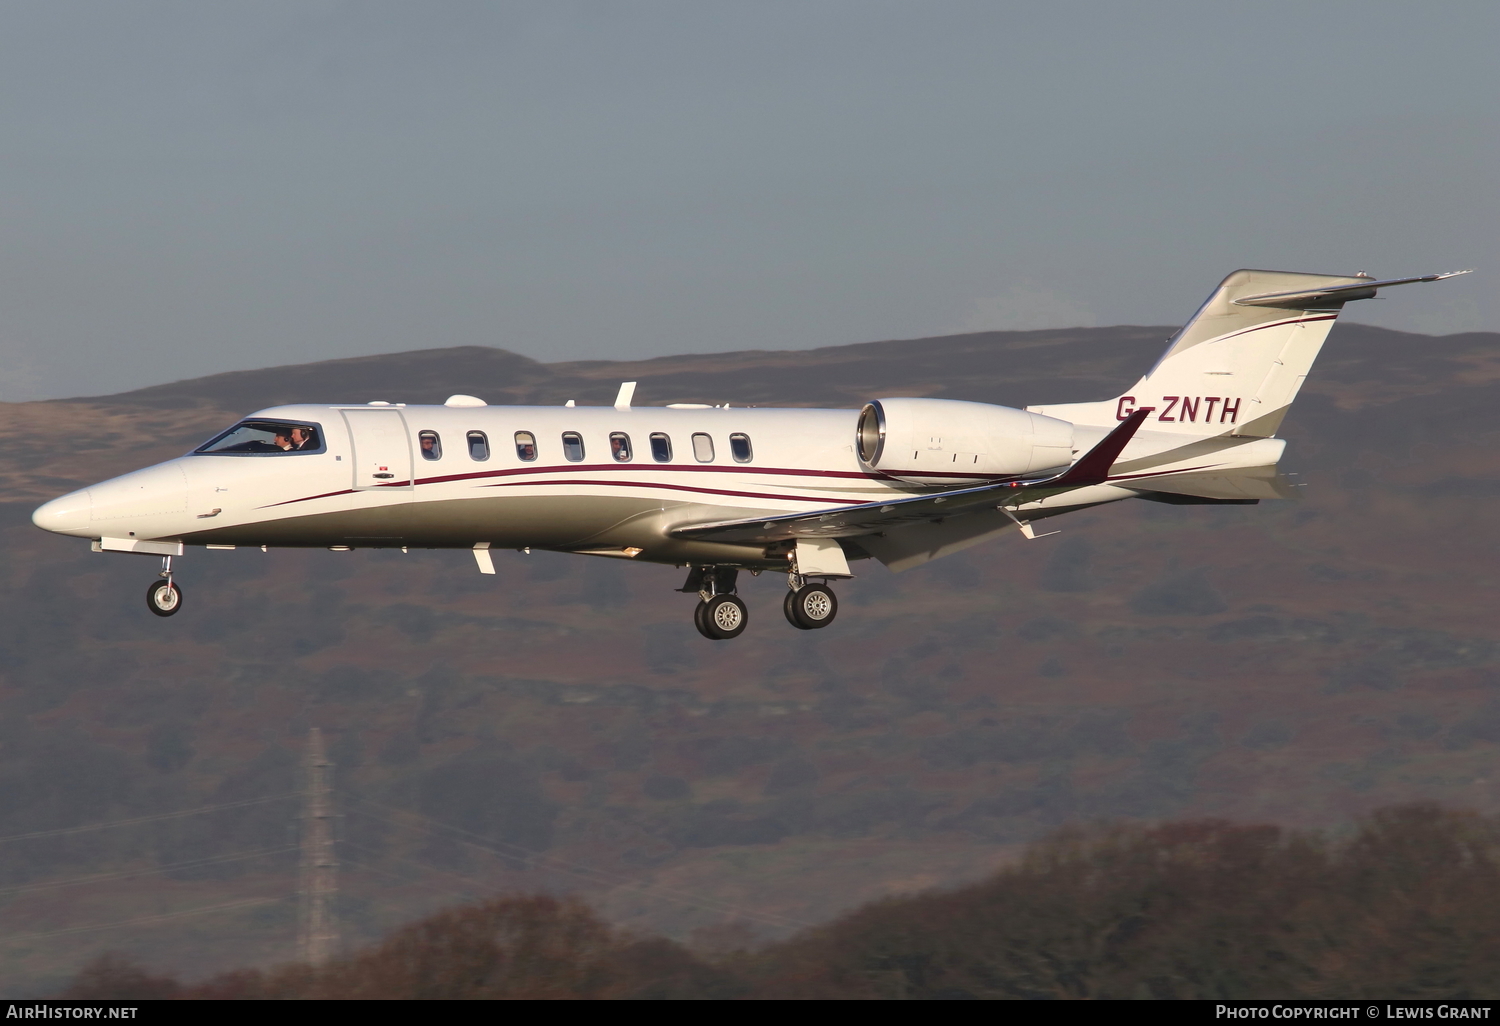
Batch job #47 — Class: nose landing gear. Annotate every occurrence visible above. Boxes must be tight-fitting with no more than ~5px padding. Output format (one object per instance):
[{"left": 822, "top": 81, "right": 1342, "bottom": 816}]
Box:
[{"left": 146, "top": 556, "right": 182, "bottom": 617}]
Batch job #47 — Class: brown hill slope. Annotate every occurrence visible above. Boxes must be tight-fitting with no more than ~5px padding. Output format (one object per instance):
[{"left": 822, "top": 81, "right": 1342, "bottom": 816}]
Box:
[
  {"left": 61, "top": 805, "right": 1500, "bottom": 1000},
  {"left": 58, "top": 324, "right": 1174, "bottom": 412},
  {"left": 0, "top": 322, "right": 1497, "bottom": 993}
]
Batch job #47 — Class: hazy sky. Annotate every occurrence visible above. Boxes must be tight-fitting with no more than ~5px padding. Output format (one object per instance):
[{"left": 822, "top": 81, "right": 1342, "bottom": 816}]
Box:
[{"left": 0, "top": 1, "right": 1494, "bottom": 400}]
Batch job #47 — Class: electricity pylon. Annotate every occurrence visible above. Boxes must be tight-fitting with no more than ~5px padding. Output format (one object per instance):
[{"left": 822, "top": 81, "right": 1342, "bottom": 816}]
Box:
[{"left": 297, "top": 727, "right": 340, "bottom": 966}]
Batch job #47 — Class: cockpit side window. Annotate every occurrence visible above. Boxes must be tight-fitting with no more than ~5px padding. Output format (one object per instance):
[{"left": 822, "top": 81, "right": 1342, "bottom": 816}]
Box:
[{"left": 194, "top": 420, "right": 325, "bottom": 456}]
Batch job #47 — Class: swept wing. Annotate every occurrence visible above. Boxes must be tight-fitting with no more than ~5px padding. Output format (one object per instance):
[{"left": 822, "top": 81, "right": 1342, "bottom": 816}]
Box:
[{"left": 672, "top": 409, "right": 1151, "bottom": 545}]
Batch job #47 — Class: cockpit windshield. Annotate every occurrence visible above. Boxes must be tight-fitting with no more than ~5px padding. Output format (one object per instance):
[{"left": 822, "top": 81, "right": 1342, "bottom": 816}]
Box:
[{"left": 194, "top": 420, "right": 325, "bottom": 456}]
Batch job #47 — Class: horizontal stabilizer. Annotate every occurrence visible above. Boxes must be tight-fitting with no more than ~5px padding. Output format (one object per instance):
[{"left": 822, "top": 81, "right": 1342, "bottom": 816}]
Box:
[
  {"left": 1139, "top": 493, "right": 1257, "bottom": 506},
  {"left": 1233, "top": 269, "right": 1471, "bottom": 309},
  {"left": 1130, "top": 465, "right": 1298, "bottom": 502}
]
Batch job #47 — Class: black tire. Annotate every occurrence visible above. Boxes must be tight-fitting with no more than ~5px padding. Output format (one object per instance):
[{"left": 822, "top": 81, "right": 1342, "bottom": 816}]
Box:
[
  {"left": 698, "top": 594, "right": 748, "bottom": 640},
  {"left": 147, "top": 580, "right": 183, "bottom": 617},
  {"left": 787, "top": 584, "right": 837, "bottom": 630},
  {"left": 693, "top": 597, "right": 712, "bottom": 639},
  {"left": 783, "top": 589, "right": 807, "bottom": 629}
]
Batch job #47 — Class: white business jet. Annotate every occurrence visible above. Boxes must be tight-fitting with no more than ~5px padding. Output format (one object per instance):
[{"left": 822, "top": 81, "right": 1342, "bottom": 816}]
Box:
[{"left": 32, "top": 268, "right": 1469, "bottom": 639}]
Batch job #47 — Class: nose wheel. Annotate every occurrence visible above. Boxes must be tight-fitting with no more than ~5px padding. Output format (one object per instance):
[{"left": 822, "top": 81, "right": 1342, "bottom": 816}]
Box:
[{"left": 146, "top": 556, "right": 183, "bottom": 617}]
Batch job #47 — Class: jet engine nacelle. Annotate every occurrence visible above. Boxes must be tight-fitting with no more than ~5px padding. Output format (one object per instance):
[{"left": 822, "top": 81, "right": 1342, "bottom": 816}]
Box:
[{"left": 856, "top": 398, "right": 1075, "bottom": 484}]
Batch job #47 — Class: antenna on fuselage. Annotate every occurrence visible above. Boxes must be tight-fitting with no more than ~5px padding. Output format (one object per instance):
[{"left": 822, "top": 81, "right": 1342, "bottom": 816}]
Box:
[{"left": 614, "top": 381, "right": 637, "bottom": 411}]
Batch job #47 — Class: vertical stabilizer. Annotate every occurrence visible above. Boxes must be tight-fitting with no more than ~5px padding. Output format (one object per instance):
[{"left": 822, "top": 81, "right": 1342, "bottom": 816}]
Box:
[{"left": 1029, "top": 268, "right": 1432, "bottom": 438}]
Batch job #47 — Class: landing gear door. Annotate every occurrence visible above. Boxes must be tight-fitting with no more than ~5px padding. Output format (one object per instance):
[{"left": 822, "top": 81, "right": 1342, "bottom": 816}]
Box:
[{"left": 341, "top": 409, "right": 414, "bottom": 490}]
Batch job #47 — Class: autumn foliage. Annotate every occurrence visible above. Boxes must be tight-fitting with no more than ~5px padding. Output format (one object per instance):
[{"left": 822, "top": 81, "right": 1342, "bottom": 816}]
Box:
[{"left": 64, "top": 804, "right": 1500, "bottom": 1000}]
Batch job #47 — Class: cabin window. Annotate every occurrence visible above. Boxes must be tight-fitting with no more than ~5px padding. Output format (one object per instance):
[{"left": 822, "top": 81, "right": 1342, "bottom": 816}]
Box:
[
  {"left": 514, "top": 431, "right": 538, "bottom": 461},
  {"left": 649, "top": 432, "right": 672, "bottom": 462},
  {"left": 691, "top": 432, "right": 715, "bottom": 463},
  {"left": 193, "top": 420, "right": 324, "bottom": 456},
  {"left": 729, "top": 433, "right": 753, "bottom": 463},
  {"left": 562, "top": 432, "right": 585, "bottom": 462},
  {"left": 609, "top": 432, "right": 632, "bottom": 462},
  {"left": 467, "top": 431, "right": 490, "bottom": 461},
  {"left": 418, "top": 431, "right": 442, "bottom": 460}
]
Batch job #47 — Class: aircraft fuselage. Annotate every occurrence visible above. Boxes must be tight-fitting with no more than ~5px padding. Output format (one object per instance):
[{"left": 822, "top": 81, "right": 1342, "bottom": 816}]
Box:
[{"left": 34, "top": 403, "right": 970, "bottom": 569}]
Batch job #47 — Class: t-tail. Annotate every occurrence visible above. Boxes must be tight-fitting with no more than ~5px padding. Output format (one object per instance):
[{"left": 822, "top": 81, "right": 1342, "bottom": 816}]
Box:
[{"left": 1029, "top": 268, "right": 1471, "bottom": 437}]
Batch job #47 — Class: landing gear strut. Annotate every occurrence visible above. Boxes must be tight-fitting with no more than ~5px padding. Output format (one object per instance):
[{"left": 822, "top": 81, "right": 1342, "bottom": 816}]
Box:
[
  {"left": 679, "top": 564, "right": 842, "bottom": 639},
  {"left": 683, "top": 567, "right": 748, "bottom": 640},
  {"left": 783, "top": 573, "right": 837, "bottom": 630},
  {"left": 146, "top": 555, "right": 183, "bottom": 617}
]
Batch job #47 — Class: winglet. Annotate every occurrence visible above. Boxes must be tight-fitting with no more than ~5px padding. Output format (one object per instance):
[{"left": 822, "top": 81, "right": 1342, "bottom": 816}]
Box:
[{"left": 1042, "top": 408, "right": 1151, "bottom": 488}]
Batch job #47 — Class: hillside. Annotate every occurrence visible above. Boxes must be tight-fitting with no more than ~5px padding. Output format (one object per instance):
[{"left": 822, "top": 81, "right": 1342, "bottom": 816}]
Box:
[
  {"left": 1, "top": 321, "right": 1497, "bottom": 993},
  {"left": 63, "top": 805, "right": 1500, "bottom": 1000}
]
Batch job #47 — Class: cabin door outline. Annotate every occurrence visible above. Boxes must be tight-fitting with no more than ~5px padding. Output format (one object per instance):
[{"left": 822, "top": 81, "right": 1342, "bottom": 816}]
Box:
[{"left": 340, "top": 409, "right": 415, "bottom": 491}]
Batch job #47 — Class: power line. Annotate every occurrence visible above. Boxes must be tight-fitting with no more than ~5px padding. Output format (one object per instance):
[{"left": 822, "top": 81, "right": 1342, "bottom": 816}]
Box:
[
  {"left": 0, "top": 845, "right": 298, "bottom": 898},
  {"left": 347, "top": 798, "right": 809, "bottom": 931},
  {"left": 341, "top": 838, "right": 521, "bottom": 902},
  {"left": 0, "top": 897, "right": 279, "bottom": 942},
  {"left": 0, "top": 793, "right": 304, "bottom": 845},
  {"left": 350, "top": 796, "right": 809, "bottom": 927},
  {"left": 349, "top": 809, "right": 799, "bottom": 930},
  {"left": 340, "top": 847, "right": 491, "bottom": 908}
]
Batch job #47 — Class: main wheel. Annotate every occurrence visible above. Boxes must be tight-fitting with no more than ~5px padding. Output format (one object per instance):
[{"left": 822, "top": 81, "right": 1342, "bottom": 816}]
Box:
[
  {"left": 786, "top": 584, "right": 837, "bottom": 630},
  {"left": 147, "top": 580, "right": 183, "bottom": 617},
  {"left": 696, "top": 594, "right": 748, "bottom": 640}
]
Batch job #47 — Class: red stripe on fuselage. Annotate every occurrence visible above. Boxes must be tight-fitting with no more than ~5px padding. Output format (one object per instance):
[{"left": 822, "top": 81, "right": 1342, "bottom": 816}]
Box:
[
  {"left": 256, "top": 460, "right": 1225, "bottom": 512},
  {"left": 257, "top": 462, "right": 1012, "bottom": 509},
  {"left": 477, "top": 477, "right": 864, "bottom": 505},
  {"left": 408, "top": 461, "right": 1024, "bottom": 488},
  {"left": 260, "top": 487, "right": 358, "bottom": 508}
]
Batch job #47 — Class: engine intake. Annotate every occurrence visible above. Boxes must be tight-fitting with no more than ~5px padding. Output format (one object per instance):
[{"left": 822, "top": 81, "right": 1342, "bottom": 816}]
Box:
[{"left": 857, "top": 398, "right": 1074, "bottom": 484}]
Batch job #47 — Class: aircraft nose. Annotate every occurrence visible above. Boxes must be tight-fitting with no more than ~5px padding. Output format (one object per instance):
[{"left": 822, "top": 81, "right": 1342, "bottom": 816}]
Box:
[{"left": 32, "top": 489, "right": 92, "bottom": 537}]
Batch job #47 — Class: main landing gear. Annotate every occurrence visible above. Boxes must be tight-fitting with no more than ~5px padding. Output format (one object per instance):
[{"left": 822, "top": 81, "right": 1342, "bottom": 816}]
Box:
[
  {"left": 696, "top": 593, "right": 749, "bottom": 640},
  {"left": 784, "top": 575, "right": 837, "bottom": 630},
  {"left": 146, "top": 555, "right": 182, "bottom": 617},
  {"left": 682, "top": 567, "right": 748, "bottom": 640},
  {"left": 680, "top": 567, "right": 840, "bottom": 639}
]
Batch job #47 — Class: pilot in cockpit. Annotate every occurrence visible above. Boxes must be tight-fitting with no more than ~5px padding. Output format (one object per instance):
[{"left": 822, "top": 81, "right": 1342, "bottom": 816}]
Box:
[{"left": 290, "top": 426, "right": 318, "bottom": 450}]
